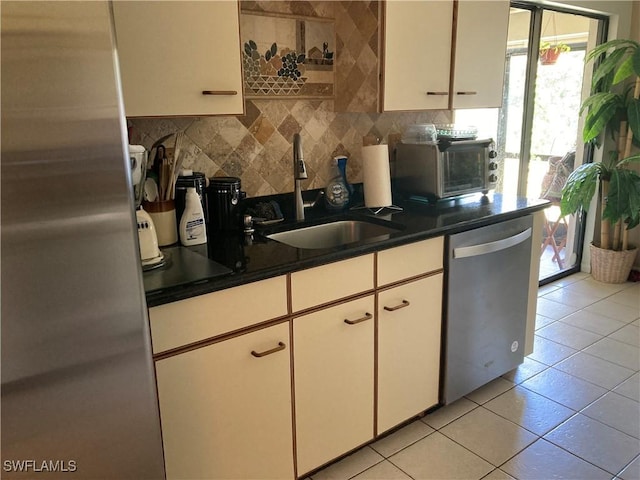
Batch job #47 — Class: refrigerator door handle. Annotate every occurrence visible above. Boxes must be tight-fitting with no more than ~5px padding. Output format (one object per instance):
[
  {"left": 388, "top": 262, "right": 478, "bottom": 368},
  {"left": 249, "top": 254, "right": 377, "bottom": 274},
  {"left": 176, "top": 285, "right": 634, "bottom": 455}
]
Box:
[{"left": 453, "top": 228, "right": 532, "bottom": 259}]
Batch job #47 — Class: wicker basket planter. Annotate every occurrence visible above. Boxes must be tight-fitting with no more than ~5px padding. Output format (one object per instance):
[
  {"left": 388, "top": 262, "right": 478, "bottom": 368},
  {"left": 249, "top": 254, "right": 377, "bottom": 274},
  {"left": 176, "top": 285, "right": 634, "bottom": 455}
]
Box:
[{"left": 590, "top": 243, "right": 638, "bottom": 284}]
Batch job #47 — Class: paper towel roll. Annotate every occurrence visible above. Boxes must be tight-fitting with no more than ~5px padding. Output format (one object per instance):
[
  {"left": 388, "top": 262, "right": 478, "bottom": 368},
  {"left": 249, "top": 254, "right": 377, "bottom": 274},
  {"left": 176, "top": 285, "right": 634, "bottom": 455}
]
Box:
[{"left": 362, "top": 144, "right": 392, "bottom": 208}]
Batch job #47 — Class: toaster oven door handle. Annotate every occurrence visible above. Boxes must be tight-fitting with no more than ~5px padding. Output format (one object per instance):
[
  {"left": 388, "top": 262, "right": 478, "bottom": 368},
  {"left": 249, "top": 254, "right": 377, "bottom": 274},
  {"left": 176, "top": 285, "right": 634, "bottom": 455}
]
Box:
[
  {"left": 440, "top": 138, "right": 494, "bottom": 146},
  {"left": 453, "top": 228, "right": 532, "bottom": 259}
]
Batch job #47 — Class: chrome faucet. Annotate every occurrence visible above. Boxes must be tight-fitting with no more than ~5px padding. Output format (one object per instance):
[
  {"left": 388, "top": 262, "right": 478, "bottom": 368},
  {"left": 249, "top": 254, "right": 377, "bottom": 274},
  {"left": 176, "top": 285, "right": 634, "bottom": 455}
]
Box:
[{"left": 293, "top": 133, "right": 308, "bottom": 221}]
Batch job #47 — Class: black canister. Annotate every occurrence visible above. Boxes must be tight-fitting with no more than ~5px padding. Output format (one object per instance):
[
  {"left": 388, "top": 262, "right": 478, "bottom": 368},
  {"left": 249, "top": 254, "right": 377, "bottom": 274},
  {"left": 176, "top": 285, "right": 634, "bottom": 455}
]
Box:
[
  {"left": 175, "top": 171, "right": 208, "bottom": 226},
  {"left": 207, "top": 177, "right": 242, "bottom": 233}
]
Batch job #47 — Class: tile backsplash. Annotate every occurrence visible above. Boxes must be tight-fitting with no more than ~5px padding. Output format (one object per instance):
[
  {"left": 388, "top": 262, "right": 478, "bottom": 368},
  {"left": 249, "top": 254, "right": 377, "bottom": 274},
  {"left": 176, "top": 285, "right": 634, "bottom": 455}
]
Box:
[
  {"left": 127, "top": 1, "right": 453, "bottom": 197},
  {"left": 128, "top": 106, "right": 451, "bottom": 197}
]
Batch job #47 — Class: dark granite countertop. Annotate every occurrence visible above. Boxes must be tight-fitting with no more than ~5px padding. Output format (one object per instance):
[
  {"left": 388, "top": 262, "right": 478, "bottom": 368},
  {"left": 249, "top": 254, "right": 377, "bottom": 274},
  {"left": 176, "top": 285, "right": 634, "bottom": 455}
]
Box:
[{"left": 143, "top": 193, "right": 549, "bottom": 307}]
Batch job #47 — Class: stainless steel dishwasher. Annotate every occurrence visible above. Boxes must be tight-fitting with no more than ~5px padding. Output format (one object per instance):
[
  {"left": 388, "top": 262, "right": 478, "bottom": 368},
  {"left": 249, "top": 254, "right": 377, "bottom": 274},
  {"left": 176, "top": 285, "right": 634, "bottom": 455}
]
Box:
[{"left": 443, "top": 215, "right": 533, "bottom": 404}]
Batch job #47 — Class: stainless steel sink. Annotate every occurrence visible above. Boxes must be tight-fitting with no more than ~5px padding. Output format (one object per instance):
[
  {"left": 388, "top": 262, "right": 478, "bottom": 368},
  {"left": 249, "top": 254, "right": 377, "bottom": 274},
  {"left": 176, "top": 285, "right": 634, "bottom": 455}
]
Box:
[{"left": 266, "top": 220, "right": 401, "bottom": 249}]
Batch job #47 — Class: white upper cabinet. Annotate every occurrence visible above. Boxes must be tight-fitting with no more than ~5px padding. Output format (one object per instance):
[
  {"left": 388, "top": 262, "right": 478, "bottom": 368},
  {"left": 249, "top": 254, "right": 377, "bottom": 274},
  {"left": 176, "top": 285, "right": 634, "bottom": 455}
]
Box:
[
  {"left": 452, "top": 0, "right": 510, "bottom": 109},
  {"left": 112, "top": 1, "right": 244, "bottom": 117},
  {"left": 382, "top": 0, "right": 509, "bottom": 111},
  {"left": 383, "top": 1, "right": 454, "bottom": 111}
]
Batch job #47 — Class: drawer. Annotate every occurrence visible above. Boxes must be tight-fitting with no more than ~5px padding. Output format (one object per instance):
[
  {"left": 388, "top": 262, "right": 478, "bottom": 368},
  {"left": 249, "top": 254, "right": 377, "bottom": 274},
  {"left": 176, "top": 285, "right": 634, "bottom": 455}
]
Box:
[
  {"left": 290, "top": 254, "right": 374, "bottom": 312},
  {"left": 377, "top": 237, "right": 443, "bottom": 286},
  {"left": 149, "top": 276, "right": 287, "bottom": 353}
]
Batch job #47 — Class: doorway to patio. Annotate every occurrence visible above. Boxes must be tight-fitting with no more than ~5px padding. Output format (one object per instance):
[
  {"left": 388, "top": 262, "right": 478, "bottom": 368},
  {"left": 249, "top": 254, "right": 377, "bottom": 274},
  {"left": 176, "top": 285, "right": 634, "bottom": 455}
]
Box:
[{"left": 455, "top": 4, "right": 607, "bottom": 283}]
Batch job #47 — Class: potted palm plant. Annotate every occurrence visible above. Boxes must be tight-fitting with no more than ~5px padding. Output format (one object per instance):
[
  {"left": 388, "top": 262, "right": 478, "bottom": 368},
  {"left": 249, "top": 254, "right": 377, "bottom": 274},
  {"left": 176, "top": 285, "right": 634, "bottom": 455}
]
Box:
[{"left": 560, "top": 39, "right": 640, "bottom": 283}]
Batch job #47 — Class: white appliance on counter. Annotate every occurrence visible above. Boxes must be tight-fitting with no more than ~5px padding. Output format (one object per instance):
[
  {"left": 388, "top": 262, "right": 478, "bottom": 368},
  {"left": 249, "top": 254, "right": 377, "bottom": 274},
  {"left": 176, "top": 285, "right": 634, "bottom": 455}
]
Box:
[{"left": 130, "top": 144, "right": 164, "bottom": 268}]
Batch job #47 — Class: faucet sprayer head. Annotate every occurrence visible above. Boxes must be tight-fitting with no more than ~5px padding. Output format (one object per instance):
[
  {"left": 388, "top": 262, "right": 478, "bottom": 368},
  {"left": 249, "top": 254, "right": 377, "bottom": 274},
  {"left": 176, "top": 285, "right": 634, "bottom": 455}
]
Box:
[{"left": 293, "top": 133, "right": 308, "bottom": 180}]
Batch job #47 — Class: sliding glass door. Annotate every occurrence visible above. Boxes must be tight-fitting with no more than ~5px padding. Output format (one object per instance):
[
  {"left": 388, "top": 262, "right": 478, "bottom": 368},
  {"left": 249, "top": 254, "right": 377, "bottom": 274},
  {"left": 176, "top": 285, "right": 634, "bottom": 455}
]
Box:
[{"left": 456, "top": 4, "right": 607, "bottom": 283}]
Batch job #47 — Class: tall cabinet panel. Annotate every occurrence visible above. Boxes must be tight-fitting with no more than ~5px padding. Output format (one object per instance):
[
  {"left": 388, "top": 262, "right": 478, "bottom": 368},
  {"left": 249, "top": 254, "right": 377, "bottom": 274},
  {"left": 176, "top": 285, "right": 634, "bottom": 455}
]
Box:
[{"left": 112, "top": 1, "right": 244, "bottom": 117}]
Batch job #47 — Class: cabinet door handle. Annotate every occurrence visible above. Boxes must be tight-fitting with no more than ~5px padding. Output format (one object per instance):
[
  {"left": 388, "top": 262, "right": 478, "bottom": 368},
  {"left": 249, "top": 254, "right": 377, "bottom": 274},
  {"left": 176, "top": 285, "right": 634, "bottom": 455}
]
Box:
[
  {"left": 426, "top": 91, "right": 448, "bottom": 96},
  {"left": 202, "top": 90, "right": 238, "bottom": 96},
  {"left": 251, "top": 341, "right": 286, "bottom": 358},
  {"left": 344, "top": 312, "right": 373, "bottom": 325},
  {"left": 383, "top": 300, "right": 410, "bottom": 312},
  {"left": 456, "top": 91, "right": 478, "bottom": 95}
]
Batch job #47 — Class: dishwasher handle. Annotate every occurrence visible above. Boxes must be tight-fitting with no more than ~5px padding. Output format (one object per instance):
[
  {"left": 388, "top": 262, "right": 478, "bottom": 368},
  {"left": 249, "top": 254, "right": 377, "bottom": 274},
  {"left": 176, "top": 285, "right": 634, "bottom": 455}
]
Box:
[{"left": 453, "top": 228, "right": 532, "bottom": 259}]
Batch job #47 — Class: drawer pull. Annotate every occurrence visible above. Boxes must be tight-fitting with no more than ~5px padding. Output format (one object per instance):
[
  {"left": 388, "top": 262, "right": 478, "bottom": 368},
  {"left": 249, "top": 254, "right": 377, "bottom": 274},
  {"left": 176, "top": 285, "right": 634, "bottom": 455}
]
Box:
[
  {"left": 384, "top": 300, "right": 410, "bottom": 312},
  {"left": 426, "top": 91, "right": 448, "bottom": 96},
  {"left": 202, "top": 90, "right": 238, "bottom": 96},
  {"left": 251, "top": 341, "right": 286, "bottom": 358},
  {"left": 456, "top": 91, "right": 478, "bottom": 95},
  {"left": 344, "top": 313, "right": 373, "bottom": 325}
]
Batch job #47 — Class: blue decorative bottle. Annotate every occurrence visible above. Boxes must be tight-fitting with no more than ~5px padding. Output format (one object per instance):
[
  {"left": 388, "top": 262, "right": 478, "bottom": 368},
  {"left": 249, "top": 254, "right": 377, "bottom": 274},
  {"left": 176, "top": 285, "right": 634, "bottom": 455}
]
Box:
[{"left": 335, "top": 156, "right": 354, "bottom": 198}]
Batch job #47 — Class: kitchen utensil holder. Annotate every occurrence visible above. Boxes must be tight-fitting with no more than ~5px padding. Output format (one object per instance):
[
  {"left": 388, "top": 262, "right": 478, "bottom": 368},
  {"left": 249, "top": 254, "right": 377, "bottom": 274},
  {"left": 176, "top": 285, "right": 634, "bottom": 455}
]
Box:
[{"left": 144, "top": 200, "right": 178, "bottom": 246}]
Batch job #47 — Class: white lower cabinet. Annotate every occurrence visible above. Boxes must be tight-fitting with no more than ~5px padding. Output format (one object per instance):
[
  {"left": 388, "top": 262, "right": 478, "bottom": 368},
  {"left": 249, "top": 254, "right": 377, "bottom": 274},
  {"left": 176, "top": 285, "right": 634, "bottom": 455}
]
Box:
[
  {"left": 293, "top": 296, "right": 375, "bottom": 475},
  {"left": 377, "top": 274, "right": 443, "bottom": 433},
  {"left": 153, "top": 240, "right": 447, "bottom": 477},
  {"left": 155, "top": 322, "right": 294, "bottom": 480}
]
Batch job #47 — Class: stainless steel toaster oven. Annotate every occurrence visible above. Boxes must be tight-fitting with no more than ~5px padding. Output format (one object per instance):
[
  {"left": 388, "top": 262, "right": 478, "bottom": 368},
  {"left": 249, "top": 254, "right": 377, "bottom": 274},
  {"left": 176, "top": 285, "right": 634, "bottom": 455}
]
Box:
[{"left": 394, "top": 139, "right": 498, "bottom": 201}]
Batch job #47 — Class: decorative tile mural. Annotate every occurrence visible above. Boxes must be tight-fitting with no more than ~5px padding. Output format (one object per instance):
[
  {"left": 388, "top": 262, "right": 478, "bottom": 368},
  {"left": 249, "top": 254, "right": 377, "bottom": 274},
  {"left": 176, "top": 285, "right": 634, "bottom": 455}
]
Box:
[
  {"left": 241, "top": 13, "right": 335, "bottom": 98},
  {"left": 127, "top": 1, "right": 453, "bottom": 198}
]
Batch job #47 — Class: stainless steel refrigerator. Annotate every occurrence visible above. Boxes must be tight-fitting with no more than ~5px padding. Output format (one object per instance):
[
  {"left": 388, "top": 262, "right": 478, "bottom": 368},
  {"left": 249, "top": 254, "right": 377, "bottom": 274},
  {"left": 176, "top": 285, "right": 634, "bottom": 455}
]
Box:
[{"left": 1, "top": 2, "right": 166, "bottom": 478}]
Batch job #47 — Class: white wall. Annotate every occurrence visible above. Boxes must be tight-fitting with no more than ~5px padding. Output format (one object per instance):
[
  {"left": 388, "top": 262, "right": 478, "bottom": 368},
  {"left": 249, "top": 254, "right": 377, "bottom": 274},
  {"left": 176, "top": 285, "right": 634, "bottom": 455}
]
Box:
[
  {"left": 541, "top": 1, "right": 634, "bottom": 40},
  {"left": 521, "top": 1, "right": 637, "bottom": 272},
  {"left": 627, "top": 1, "right": 640, "bottom": 268},
  {"left": 632, "top": 1, "right": 640, "bottom": 41}
]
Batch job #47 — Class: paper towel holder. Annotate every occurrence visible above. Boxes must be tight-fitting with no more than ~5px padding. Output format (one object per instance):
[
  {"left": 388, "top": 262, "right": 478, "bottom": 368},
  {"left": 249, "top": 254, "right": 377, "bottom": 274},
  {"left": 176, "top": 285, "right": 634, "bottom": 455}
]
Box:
[{"left": 358, "top": 141, "right": 403, "bottom": 215}]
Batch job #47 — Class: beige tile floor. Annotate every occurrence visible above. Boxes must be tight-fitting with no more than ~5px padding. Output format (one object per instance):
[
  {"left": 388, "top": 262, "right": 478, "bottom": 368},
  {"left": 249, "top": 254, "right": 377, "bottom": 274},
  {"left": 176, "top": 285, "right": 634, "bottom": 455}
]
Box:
[{"left": 309, "top": 273, "right": 640, "bottom": 480}]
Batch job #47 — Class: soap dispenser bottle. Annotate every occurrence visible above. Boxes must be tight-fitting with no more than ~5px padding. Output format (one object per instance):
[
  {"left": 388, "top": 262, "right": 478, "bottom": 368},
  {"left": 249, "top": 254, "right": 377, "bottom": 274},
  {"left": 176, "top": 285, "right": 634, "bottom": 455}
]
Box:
[
  {"left": 324, "top": 157, "right": 350, "bottom": 211},
  {"left": 179, "top": 187, "right": 208, "bottom": 246}
]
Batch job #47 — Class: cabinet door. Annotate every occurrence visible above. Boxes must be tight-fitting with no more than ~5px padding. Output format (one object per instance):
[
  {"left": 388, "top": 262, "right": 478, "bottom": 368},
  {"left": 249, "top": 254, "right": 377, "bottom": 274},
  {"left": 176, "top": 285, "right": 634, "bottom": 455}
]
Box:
[
  {"left": 452, "top": 0, "right": 509, "bottom": 108},
  {"left": 377, "top": 274, "right": 443, "bottom": 433},
  {"left": 112, "top": 1, "right": 243, "bottom": 117},
  {"left": 155, "top": 323, "right": 294, "bottom": 479},
  {"left": 383, "top": 1, "right": 453, "bottom": 111},
  {"left": 294, "top": 296, "right": 375, "bottom": 475}
]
